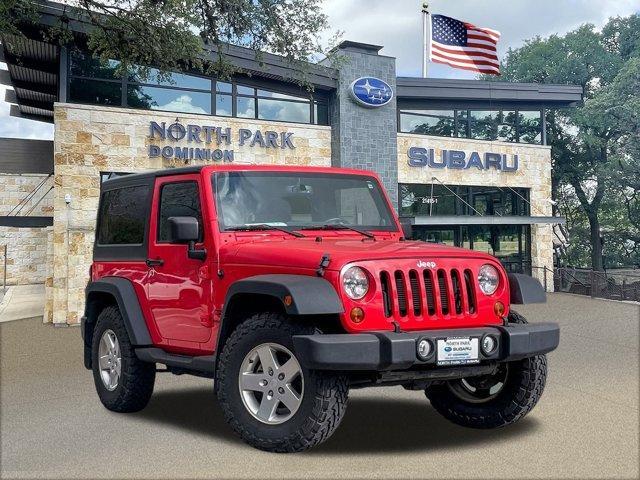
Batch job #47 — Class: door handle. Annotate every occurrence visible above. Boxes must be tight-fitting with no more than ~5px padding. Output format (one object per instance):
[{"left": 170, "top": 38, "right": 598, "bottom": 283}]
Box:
[{"left": 146, "top": 258, "right": 164, "bottom": 267}]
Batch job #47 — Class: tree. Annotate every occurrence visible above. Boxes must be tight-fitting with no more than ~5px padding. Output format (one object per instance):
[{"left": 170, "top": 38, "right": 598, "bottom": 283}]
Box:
[
  {"left": 1, "top": 0, "right": 334, "bottom": 87},
  {"left": 487, "top": 15, "right": 640, "bottom": 270}
]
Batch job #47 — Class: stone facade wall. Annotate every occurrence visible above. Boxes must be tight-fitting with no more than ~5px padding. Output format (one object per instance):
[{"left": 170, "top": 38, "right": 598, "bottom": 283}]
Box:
[
  {"left": 324, "top": 49, "right": 398, "bottom": 206},
  {"left": 50, "top": 103, "right": 332, "bottom": 325},
  {"left": 397, "top": 134, "right": 554, "bottom": 290},
  {"left": 0, "top": 174, "right": 53, "bottom": 286}
]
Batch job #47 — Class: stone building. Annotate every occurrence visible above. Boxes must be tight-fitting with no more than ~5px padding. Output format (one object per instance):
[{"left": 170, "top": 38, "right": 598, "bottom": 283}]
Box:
[{"left": 0, "top": 1, "right": 582, "bottom": 324}]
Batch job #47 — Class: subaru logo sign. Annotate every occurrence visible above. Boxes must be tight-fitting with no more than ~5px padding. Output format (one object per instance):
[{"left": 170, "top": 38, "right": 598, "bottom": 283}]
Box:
[{"left": 349, "top": 77, "right": 393, "bottom": 108}]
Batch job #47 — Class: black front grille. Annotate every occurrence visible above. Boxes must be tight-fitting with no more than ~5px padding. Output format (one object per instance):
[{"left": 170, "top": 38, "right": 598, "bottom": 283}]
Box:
[
  {"left": 423, "top": 270, "right": 436, "bottom": 315},
  {"left": 394, "top": 271, "right": 407, "bottom": 316},
  {"left": 380, "top": 267, "right": 477, "bottom": 319},
  {"left": 409, "top": 270, "right": 421, "bottom": 315}
]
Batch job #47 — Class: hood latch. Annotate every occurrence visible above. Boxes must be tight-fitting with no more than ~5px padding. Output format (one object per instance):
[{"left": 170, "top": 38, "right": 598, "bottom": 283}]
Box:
[{"left": 316, "top": 253, "right": 331, "bottom": 277}]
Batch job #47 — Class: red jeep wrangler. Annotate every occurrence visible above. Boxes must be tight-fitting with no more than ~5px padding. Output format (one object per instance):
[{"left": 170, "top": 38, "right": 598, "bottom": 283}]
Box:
[{"left": 82, "top": 165, "right": 559, "bottom": 452}]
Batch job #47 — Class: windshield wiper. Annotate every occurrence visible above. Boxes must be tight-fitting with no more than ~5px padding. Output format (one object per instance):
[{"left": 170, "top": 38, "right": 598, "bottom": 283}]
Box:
[
  {"left": 226, "top": 224, "right": 304, "bottom": 238},
  {"left": 299, "top": 224, "right": 375, "bottom": 240}
]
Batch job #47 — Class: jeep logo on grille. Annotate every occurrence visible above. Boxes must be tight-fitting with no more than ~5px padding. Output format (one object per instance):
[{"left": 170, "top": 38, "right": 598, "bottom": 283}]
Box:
[{"left": 417, "top": 261, "right": 437, "bottom": 268}]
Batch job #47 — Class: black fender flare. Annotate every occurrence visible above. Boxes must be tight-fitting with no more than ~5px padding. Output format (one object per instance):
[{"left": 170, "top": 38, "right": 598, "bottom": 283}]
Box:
[
  {"left": 223, "top": 274, "right": 344, "bottom": 317},
  {"left": 508, "top": 273, "right": 546, "bottom": 304},
  {"left": 83, "top": 276, "right": 153, "bottom": 347},
  {"left": 212, "top": 274, "right": 344, "bottom": 384}
]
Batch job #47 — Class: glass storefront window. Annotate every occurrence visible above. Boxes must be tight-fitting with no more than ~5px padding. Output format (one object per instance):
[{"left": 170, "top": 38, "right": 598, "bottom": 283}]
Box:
[
  {"left": 468, "top": 225, "right": 530, "bottom": 271},
  {"left": 314, "top": 102, "right": 329, "bottom": 125},
  {"left": 469, "top": 110, "right": 497, "bottom": 140},
  {"left": 257, "top": 89, "right": 306, "bottom": 101},
  {"left": 400, "top": 184, "right": 530, "bottom": 218},
  {"left": 497, "top": 111, "right": 517, "bottom": 142},
  {"left": 128, "top": 66, "right": 211, "bottom": 90},
  {"left": 518, "top": 111, "right": 542, "bottom": 144},
  {"left": 69, "top": 78, "right": 122, "bottom": 106},
  {"left": 400, "top": 110, "right": 455, "bottom": 137},
  {"left": 66, "top": 49, "right": 328, "bottom": 125},
  {"left": 236, "top": 96, "right": 255, "bottom": 118},
  {"left": 215, "top": 93, "right": 232, "bottom": 116},
  {"left": 70, "top": 49, "right": 121, "bottom": 79},
  {"left": 216, "top": 81, "right": 232, "bottom": 93},
  {"left": 127, "top": 85, "right": 211, "bottom": 114},
  {"left": 411, "top": 225, "right": 531, "bottom": 274},
  {"left": 455, "top": 110, "right": 468, "bottom": 137},
  {"left": 400, "top": 108, "right": 542, "bottom": 145},
  {"left": 257, "top": 98, "right": 310, "bottom": 123}
]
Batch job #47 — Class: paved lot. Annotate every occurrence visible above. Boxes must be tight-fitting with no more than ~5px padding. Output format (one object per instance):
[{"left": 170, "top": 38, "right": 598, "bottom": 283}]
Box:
[
  {"left": 1, "top": 293, "right": 638, "bottom": 479},
  {"left": 0, "top": 284, "right": 45, "bottom": 323}
]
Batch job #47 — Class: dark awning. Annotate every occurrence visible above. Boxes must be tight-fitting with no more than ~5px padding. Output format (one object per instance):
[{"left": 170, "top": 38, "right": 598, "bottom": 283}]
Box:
[
  {"left": 0, "top": 138, "right": 54, "bottom": 174},
  {"left": 408, "top": 215, "right": 566, "bottom": 226},
  {"left": 396, "top": 77, "right": 583, "bottom": 110}
]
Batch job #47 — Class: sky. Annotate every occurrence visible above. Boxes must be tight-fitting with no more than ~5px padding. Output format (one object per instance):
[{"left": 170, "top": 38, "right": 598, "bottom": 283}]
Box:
[{"left": 1, "top": 0, "right": 639, "bottom": 140}]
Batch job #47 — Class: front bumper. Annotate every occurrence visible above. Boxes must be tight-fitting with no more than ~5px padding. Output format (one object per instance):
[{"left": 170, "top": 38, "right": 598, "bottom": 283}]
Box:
[{"left": 292, "top": 322, "right": 559, "bottom": 371}]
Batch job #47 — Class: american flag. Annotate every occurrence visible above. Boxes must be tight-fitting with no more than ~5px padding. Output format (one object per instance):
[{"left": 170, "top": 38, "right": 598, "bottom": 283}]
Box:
[{"left": 429, "top": 14, "right": 501, "bottom": 75}]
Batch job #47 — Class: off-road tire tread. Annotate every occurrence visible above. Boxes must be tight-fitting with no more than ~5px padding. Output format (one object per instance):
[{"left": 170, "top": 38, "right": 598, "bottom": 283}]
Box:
[
  {"left": 91, "top": 306, "right": 155, "bottom": 413},
  {"left": 425, "top": 310, "right": 547, "bottom": 429},
  {"left": 216, "top": 312, "right": 348, "bottom": 452}
]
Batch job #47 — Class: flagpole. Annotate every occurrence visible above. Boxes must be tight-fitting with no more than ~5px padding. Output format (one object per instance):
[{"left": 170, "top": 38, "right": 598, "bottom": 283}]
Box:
[{"left": 422, "top": 2, "right": 430, "bottom": 77}]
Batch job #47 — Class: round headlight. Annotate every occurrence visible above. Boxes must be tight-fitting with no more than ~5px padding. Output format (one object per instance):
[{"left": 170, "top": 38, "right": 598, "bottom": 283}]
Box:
[
  {"left": 478, "top": 264, "right": 500, "bottom": 295},
  {"left": 343, "top": 266, "right": 369, "bottom": 300}
]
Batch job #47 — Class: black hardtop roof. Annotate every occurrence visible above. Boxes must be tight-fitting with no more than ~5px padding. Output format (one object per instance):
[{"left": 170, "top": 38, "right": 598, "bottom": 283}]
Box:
[{"left": 101, "top": 166, "right": 205, "bottom": 190}]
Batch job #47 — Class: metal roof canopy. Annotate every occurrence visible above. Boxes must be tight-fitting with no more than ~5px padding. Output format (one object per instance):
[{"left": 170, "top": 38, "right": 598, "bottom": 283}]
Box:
[
  {"left": 396, "top": 77, "right": 583, "bottom": 109},
  {"left": 408, "top": 215, "right": 566, "bottom": 225},
  {"left": 0, "top": 138, "right": 54, "bottom": 174}
]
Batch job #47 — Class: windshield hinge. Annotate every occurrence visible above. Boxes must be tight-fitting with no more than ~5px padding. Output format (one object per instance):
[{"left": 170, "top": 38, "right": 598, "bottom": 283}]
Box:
[{"left": 316, "top": 253, "right": 331, "bottom": 277}]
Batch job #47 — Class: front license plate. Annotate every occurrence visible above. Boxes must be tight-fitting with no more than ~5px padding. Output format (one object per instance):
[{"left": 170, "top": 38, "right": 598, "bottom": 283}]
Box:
[{"left": 437, "top": 337, "right": 479, "bottom": 366}]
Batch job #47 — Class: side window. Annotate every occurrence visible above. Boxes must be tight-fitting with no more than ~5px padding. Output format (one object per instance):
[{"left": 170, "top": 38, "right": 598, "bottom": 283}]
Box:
[
  {"left": 158, "top": 181, "right": 203, "bottom": 242},
  {"left": 97, "top": 185, "right": 149, "bottom": 245}
]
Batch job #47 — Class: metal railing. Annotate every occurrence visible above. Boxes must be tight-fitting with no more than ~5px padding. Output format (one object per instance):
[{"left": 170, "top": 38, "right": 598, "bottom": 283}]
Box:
[{"left": 531, "top": 265, "right": 640, "bottom": 302}]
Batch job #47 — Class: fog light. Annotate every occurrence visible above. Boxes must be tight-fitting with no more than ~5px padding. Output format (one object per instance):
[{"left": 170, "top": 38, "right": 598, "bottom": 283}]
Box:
[
  {"left": 482, "top": 335, "right": 497, "bottom": 355},
  {"left": 494, "top": 301, "right": 505, "bottom": 317},
  {"left": 416, "top": 338, "right": 433, "bottom": 360},
  {"left": 350, "top": 307, "right": 365, "bottom": 323}
]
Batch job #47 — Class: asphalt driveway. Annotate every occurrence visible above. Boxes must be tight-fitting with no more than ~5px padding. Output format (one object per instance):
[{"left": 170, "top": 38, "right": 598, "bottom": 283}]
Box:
[{"left": 1, "top": 293, "right": 638, "bottom": 479}]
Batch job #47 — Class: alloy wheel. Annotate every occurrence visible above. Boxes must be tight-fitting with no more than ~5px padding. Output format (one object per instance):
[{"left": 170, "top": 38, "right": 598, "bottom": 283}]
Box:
[
  {"left": 238, "top": 343, "right": 304, "bottom": 425},
  {"left": 98, "top": 329, "right": 121, "bottom": 391}
]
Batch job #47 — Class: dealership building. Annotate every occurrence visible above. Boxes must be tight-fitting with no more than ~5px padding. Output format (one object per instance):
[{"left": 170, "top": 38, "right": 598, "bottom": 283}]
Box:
[{"left": 0, "top": 1, "right": 582, "bottom": 325}]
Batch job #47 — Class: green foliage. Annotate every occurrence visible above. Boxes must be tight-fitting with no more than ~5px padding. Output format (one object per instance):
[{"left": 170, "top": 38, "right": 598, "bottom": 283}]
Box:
[
  {"left": 485, "top": 15, "right": 640, "bottom": 269},
  {"left": 2, "top": 0, "right": 335, "bottom": 89}
]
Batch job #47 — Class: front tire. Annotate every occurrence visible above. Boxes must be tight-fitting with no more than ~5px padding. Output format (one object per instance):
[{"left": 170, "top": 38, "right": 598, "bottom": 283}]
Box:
[
  {"left": 216, "top": 313, "right": 349, "bottom": 452},
  {"left": 91, "top": 306, "right": 156, "bottom": 413},
  {"left": 425, "top": 311, "right": 548, "bottom": 429}
]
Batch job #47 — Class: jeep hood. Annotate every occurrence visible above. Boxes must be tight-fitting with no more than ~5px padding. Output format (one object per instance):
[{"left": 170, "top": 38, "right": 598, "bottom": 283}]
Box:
[{"left": 220, "top": 237, "right": 497, "bottom": 271}]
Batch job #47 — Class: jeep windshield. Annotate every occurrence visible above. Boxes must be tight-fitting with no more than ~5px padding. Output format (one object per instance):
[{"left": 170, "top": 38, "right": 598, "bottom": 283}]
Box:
[{"left": 212, "top": 171, "right": 397, "bottom": 233}]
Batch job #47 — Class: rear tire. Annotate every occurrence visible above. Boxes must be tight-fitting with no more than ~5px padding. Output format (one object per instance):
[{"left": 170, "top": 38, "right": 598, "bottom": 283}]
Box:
[
  {"left": 216, "top": 312, "right": 349, "bottom": 452},
  {"left": 425, "top": 311, "right": 547, "bottom": 429},
  {"left": 91, "top": 306, "right": 156, "bottom": 413}
]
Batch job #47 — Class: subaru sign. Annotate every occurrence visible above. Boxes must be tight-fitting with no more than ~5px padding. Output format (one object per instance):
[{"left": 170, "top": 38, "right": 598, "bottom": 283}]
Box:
[{"left": 349, "top": 77, "right": 393, "bottom": 107}]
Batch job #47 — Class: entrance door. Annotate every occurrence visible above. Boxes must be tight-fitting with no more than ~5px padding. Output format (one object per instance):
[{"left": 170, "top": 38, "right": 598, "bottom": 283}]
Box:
[{"left": 145, "top": 175, "right": 212, "bottom": 344}]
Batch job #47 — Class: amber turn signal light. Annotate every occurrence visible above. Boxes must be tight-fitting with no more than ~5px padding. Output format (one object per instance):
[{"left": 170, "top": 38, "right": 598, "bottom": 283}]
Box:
[
  {"left": 350, "top": 307, "right": 365, "bottom": 323},
  {"left": 283, "top": 295, "right": 293, "bottom": 306},
  {"left": 494, "top": 301, "right": 505, "bottom": 317}
]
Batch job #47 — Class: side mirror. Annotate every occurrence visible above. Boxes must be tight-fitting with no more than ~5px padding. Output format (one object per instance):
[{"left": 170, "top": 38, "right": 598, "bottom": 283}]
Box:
[
  {"left": 167, "top": 216, "right": 199, "bottom": 243},
  {"left": 167, "top": 216, "right": 206, "bottom": 261},
  {"left": 399, "top": 218, "right": 413, "bottom": 240}
]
